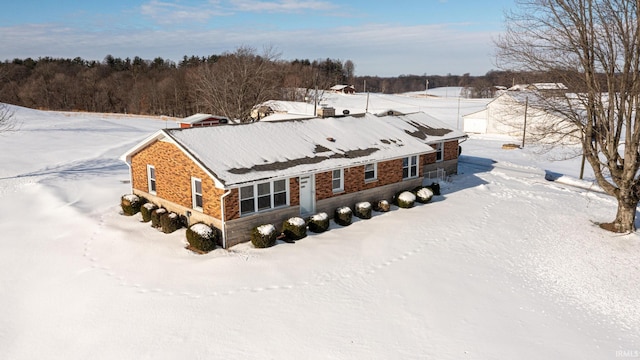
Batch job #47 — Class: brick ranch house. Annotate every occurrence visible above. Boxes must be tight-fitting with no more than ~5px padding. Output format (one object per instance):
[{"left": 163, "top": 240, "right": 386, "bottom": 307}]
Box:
[{"left": 121, "top": 112, "right": 467, "bottom": 248}]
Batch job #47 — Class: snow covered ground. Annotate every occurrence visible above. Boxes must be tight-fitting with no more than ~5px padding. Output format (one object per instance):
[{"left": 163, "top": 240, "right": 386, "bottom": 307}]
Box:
[{"left": 0, "top": 93, "right": 638, "bottom": 359}]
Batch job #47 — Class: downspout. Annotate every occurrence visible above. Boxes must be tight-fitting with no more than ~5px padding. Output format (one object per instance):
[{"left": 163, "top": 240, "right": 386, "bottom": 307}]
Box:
[{"left": 220, "top": 189, "right": 232, "bottom": 249}]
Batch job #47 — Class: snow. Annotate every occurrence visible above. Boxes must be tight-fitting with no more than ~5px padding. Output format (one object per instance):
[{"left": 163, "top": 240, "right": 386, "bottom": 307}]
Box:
[
  {"left": 189, "top": 223, "right": 213, "bottom": 238},
  {"left": 356, "top": 201, "right": 372, "bottom": 210},
  {"left": 1, "top": 93, "right": 639, "bottom": 359},
  {"left": 337, "top": 206, "right": 352, "bottom": 214},
  {"left": 257, "top": 223, "right": 276, "bottom": 236},
  {"left": 287, "top": 217, "right": 306, "bottom": 227},
  {"left": 416, "top": 187, "right": 434, "bottom": 199},
  {"left": 310, "top": 212, "right": 328, "bottom": 221},
  {"left": 398, "top": 191, "right": 416, "bottom": 203}
]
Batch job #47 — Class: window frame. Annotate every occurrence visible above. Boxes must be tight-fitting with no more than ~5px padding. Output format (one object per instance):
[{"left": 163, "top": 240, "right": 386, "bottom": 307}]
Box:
[
  {"left": 147, "top": 165, "right": 156, "bottom": 195},
  {"left": 191, "top": 177, "right": 203, "bottom": 211},
  {"left": 239, "top": 179, "right": 289, "bottom": 216},
  {"left": 364, "top": 163, "right": 377, "bottom": 182},
  {"left": 332, "top": 169, "right": 344, "bottom": 193},
  {"left": 403, "top": 155, "right": 419, "bottom": 179},
  {"left": 435, "top": 142, "right": 443, "bottom": 162}
]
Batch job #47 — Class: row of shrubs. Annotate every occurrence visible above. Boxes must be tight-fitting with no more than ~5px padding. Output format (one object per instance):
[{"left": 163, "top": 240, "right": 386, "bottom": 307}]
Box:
[
  {"left": 120, "top": 194, "right": 219, "bottom": 253},
  {"left": 120, "top": 183, "right": 440, "bottom": 253},
  {"left": 250, "top": 184, "right": 438, "bottom": 249}
]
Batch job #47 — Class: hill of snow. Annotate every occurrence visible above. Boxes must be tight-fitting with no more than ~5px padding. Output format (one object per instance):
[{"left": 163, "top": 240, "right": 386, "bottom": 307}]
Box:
[{"left": 0, "top": 97, "right": 638, "bottom": 359}]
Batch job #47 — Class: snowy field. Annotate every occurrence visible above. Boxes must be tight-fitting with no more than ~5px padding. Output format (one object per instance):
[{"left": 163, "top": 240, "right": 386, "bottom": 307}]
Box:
[{"left": 0, "top": 92, "right": 639, "bottom": 359}]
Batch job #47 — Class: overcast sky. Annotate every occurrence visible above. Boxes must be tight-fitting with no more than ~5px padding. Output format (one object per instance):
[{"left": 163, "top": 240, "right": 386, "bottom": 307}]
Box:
[{"left": 0, "top": 0, "right": 516, "bottom": 77}]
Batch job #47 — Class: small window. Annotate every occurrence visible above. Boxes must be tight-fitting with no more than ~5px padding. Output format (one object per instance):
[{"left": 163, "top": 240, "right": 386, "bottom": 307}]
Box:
[
  {"left": 273, "top": 179, "right": 287, "bottom": 207},
  {"left": 332, "top": 169, "right": 344, "bottom": 192},
  {"left": 191, "top": 177, "right": 203, "bottom": 210},
  {"left": 364, "top": 163, "right": 377, "bottom": 181},
  {"left": 240, "top": 185, "right": 255, "bottom": 215},
  {"left": 403, "top": 155, "right": 419, "bottom": 179},
  {"left": 257, "top": 182, "right": 271, "bottom": 211},
  {"left": 147, "top": 165, "right": 156, "bottom": 194},
  {"left": 435, "top": 142, "right": 443, "bottom": 162}
]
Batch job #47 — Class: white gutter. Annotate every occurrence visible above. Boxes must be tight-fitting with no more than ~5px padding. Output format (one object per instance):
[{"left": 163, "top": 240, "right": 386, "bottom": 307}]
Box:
[{"left": 220, "top": 189, "right": 232, "bottom": 249}]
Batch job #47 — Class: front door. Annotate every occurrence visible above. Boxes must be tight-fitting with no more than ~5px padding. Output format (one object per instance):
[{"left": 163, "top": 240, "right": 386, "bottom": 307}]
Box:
[{"left": 299, "top": 175, "right": 315, "bottom": 215}]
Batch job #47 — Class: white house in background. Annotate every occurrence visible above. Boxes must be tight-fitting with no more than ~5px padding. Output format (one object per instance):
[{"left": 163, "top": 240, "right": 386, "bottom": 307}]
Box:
[
  {"left": 462, "top": 84, "right": 580, "bottom": 144},
  {"left": 329, "top": 85, "right": 356, "bottom": 94},
  {"left": 177, "top": 113, "right": 231, "bottom": 128}
]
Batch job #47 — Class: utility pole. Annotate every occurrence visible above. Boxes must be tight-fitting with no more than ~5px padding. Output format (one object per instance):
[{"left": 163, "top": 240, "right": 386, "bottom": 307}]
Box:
[{"left": 521, "top": 96, "right": 529, "bottom": 148}]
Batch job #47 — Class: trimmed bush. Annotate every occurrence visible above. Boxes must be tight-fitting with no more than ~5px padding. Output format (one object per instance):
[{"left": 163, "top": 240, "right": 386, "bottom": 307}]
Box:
[
  {"left": 140, "top": 202, "right": 158, "bottom": 222},
  {"left": 151, "top": 208, "right": 166, "bottom": 228},
  {"left": 373, "top": 199, "right": 391, "bottom": 212},
  {"left": 120, "top": 194, "right": 142, "bottom": 216},
  {"left": 251, "top": 224, "right": 278, "bottom": 248},
  {"left": 354, "top": 202, "right": 372, "bottom": 219},
  {"left": 334, "top": 206, "right": 353, "bottom": 226},
  {"left": 397, "top": 191, "right": 416, "bottom": 208},
  {"left": 413, "top": 187, "right": 434, "bottom": 204},
  {"left": 308, "top": 212, "right": 330, "bottom": 233},
  {"left": 282, "top": 217, "right": 307, "bottom": 240},
  {"left": 161, "top": 211, "right": 181, "bottom": 234},
  {"left": 186, "top": 223, "right": 217, "bottom": 253}
]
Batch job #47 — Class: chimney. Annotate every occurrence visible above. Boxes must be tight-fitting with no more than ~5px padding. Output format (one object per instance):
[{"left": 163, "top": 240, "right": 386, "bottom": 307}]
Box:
[{"left": 317, "top": 106, "right": 335, "bottom": 118}]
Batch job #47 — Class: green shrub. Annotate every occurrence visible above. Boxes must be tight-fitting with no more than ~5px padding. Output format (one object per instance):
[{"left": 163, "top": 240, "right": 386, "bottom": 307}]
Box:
[
  {"left": 282, "top": 217, "right": 307, "bottom": 240},
  {"left": 251, "top": 224, "right": 278, "bottom": 248},
  {"left": 397, "top": 191, "right": 416, "bottom": 208},
  {"left": 334, "top": 206, "right": 353, "bottom": 226},
  {"left": 186, "top": 223, "right": 217, "bottom": 253},
  {"left": 413, "top": 186, "right": 434, "bottom": 204},
  {"left": 140, "top": 202, "right": 158, "bottom": 222},
  {"left": 120, "top": 194, "right": 142, "bottom": 216},
  {"left": 354, "top": 202, "right": 372, "bottom": 219},
  {"left": 151, "top": 208, "right": 166, "bottom": 228},
  {"left": 160, "top": 212, "right": 181, "bottom": 234},
  {"left": 373, "top": 200, "right": 390, "bottom": 212},
  {"left": 308, "top": 212, "right": 330, "bottom": 233}
]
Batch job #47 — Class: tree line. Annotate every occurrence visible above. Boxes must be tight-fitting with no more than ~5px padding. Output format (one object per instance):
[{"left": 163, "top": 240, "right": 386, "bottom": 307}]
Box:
[{"left": 0, "top": 46, "right": 565, "bottom": 120}]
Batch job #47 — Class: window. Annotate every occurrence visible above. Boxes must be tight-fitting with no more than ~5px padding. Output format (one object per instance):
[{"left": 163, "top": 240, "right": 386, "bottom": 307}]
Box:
[
  {"left": 239, "top": 179, "right": 288, "bottom": 216},
  {"left": 403, "top": 155, "right": 419, "bottom": 179},
  {"left": 332, "top": 169, "right": 344, "bottom": 192},
  {"left": 147, "top": 165, "right": 156, "bottom": 194},
  {"left": 191, "top": 177, "right": 203, "bottom": 210},
  {"left": 364, "top": 163, "right": 377, "bottom": 181},
  {"left": 435, "top": 142, "right": 443, "bottom": 162}
]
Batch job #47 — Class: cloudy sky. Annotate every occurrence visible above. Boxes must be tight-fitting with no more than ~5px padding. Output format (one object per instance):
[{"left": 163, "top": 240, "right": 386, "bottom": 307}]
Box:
[{"left": 0, "top": 0, "right": 516, "bottom": 77}]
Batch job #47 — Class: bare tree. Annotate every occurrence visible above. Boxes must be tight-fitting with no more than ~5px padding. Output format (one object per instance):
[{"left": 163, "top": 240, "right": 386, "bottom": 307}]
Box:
[
  {"left": 0, "top": 103, "right": 16, "bottom": 133},
  {"left": 496, "top": 0, "right": 640, "bottom": 232},
  {"left": 191, "top": 46, "right": 282, "bottom": 122}
]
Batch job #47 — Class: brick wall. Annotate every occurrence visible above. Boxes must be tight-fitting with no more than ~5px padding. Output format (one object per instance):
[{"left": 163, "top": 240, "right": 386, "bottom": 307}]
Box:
[
  {"left": 130, "top": 140, "right": 225, "bottom": 219},
  {"left": 444, "top": 140, "right": 459, "bottom": 161}
]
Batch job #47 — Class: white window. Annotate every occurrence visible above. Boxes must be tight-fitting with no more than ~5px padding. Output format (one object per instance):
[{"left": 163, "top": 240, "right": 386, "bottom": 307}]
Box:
[
  {"left": 191, "top": 177, "right": 203, "bottom": 210},
  {"left": 364, "top": 163, "right": 377, "bottom": 182},
  {"left": 147, "top": 165, "right": 156, "bottom": 194},
  {"left": 239, "top": 179, "right": 288, "bottom": 216},
  {"left": 403, "top": 155, "right": 419, "bottom": 179},
  {"left": 332, "top": 169, "right": 344, "bottom": 192},
  {"left": 435, "top": 142, "right": 443, "bottom": 162}
]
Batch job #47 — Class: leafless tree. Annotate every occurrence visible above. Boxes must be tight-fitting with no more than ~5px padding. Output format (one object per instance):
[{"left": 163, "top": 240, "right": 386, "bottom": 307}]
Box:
[
  {"left": 0, "top": 103, "right": 16, "bottom": 133},
  {"left": 191, "top": 46, "right": 282, "bottom": 122},
  {"left": 496, "top": 0, "right": 640, "bottom": 232}
]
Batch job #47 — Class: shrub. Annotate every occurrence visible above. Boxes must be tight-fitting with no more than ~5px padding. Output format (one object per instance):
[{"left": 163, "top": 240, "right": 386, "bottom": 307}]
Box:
[
  {"left": 397, "top": 191, "right": 416, "bottom": 208},
  {"left": 140, "top": 202, "right": 158, "bottom": 222},
  {"left": 151, "top": 208, "right": 166, "bottom": 228},
  {"left": 120, "top": 194, "right": 142, "bottom": 216},
  {"left": 251, "top": 224, "right": 278, "bottom": 248},
  {"left": 413, "top": 187, "right": 434, "bottom": 204},
  {"left": 282, "top": 217, "right": 307, "bottom": 240},
  {"left": 373, "top": 199, "right": 391, "bottom": 212},
  {"left": 186, "top": 223, "right": 217, "bottom": 253},
  {"left": 161, "top": 212, "right": 181, "bottom": 234},
  {"left": 354, "top": 202, "right": 372, "bottom": 219},
  {"left": 334, "top": 206, "right": 353, "bottom": 226},
  {"left": 308, "top": 212, "right": 330, "bottom": 233}
]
